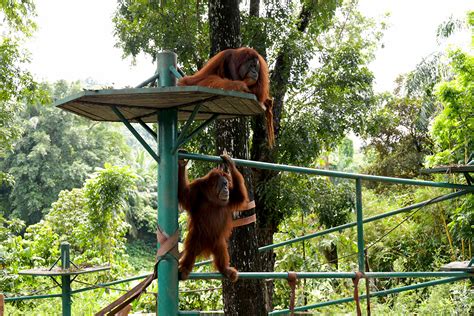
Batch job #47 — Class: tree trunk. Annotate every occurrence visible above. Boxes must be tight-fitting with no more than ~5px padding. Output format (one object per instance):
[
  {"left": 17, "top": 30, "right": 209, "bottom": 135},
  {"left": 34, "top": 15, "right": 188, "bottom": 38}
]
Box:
[
  {"left": 250, "top": 3, "right": 315, "bottom": 312},
  {"left": 209, "top": 1, "right": 266, "bottom": 315}
]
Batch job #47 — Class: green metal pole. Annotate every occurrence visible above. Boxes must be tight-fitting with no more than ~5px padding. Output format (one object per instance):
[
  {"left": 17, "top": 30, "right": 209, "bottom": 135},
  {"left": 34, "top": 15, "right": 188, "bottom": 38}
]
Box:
[
  {"left": 269, "top": 276, "right": 468, "bottom": 315},
  {"left": 355, "top": 179, "right": 365, "bottom": 272},
  {"left": 60, "top": 242, "right": 71, "bottom": 316},
  {"left": 156, "top": 51, "right": 179, "bottom": 316},
  {"left": 179, "top": 152, "right": 474, "bottom": 191}
]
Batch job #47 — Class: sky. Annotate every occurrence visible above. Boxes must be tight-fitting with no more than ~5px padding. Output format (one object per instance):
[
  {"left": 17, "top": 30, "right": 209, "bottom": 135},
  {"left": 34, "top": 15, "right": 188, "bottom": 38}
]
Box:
[{"left": 26, "top": 0, "right": 473, "bottom": 92}]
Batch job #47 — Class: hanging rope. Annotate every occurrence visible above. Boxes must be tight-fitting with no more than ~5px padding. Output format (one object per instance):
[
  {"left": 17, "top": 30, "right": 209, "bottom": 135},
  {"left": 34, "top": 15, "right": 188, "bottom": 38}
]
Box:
[
  {"left": 352, "top": 271, "right": 364, "bottom": 316},
  {"left": 95, "top": 227, "right": 179, "bottom": 316},
  {"left": 287, "top": 272, "right": 298, "bottom": 316}
]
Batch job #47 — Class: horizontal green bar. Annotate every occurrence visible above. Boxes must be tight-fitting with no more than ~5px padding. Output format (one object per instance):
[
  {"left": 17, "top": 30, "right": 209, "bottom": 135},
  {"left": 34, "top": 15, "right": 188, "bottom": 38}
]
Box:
[
  {"left": 187, "top": 271, "right": 472, "bottom": 280},
  {"left": 5, "top": 293, "right": 62, "bottom": 302},
  {"left": 269, "top": 276, "right": 468, "bottom": 315},
  {"left": 179, "top": 152, "right": 474, "bottom": 191},
  {"left": 5, "top": 274, "right": 150, "bottom": 302},
  {"left": 259, "top": 190, "right": 470, "bottom": 252},
  {"left": 70, "top": 273, "right": 150, "bottom": 295}
]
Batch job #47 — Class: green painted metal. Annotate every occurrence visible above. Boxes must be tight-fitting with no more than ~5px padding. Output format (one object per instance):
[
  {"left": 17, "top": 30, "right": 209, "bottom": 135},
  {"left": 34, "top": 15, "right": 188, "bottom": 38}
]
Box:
[
  {"left": 112, "top": 106, "right": 159, "bottom": 162},
  {"left": 137, "top": 118, "right": 158, "bottom": 139},
  {"left": 156, "top": 51, "right": 179, "bottom": 316},
  {"left": 60, "top": 242, "right": 72, "bottom": 316},
  {"left": 269, "top": 276, "right": 468, "bottom": 315},
  {"left": 178, "top": 152, "right": 474, "bottom": 191},
  {"left": 169, "top": 65, "right": 183, "bottom": 80},
  {"left": 135, "top": 72, "right": 160, "bottom": 88},
  {"left": 356, "top": 178, "right": 365, "bottom": 271},
  {"left": 158, "top": 51, "right": 178, "bottom": 87},
  {"left": 258, "top": 190, "right": 469, "bottom": 252},
  {"left": 175, "top": 103, "right": 202, "bottom": 152},
  {"left": 177, "top": 114, "right": 219, "bottom": 148},
  {"left": 4, "top": 293, "right": 62, "bottom": 302},
  {"left": 187, "top": 271, "right": 472, "bottom": 280}
]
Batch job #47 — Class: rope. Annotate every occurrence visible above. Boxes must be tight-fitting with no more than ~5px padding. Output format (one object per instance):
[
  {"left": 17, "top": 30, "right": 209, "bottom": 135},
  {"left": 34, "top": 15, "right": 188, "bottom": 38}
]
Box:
[
  {"left": 352, "top": 271, "right": 364, "bottom": 316},
  {"left": 287, "top": 272, "right": 297, "bottom": 316},
  {"left": 95, "top": 227, "right": 179, "bottom": 316}
]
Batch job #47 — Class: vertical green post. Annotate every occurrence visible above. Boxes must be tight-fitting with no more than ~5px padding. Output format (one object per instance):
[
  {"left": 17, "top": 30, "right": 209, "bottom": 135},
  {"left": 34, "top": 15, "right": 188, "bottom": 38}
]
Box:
[
  {"left": 156, "top": 51, "right": 179, "bottom": 315},
  {"left": 355, "top": 178, "right": 365, "bottom": 272},
  {"left": 60, "top": 242, "right": 71, "bottom": 316}
]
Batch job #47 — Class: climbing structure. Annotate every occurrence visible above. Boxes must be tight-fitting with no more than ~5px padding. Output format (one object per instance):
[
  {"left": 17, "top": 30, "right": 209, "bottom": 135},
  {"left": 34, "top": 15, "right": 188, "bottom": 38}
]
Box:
[{"left": 4, "top": 52, "right": 473, "bottom": 315}]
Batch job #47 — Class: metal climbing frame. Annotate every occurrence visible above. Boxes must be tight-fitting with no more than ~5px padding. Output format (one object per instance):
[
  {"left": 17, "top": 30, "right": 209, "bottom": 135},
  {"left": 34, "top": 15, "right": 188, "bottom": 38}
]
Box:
[{"left": 3, "top": 51, "right": 473, "bottom": 315}]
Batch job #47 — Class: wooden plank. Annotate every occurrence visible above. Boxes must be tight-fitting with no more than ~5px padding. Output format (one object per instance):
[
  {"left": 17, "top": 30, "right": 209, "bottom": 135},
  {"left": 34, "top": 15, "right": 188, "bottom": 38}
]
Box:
[{"left": 55, "top": 86, "right": 262, "bottom": 123}]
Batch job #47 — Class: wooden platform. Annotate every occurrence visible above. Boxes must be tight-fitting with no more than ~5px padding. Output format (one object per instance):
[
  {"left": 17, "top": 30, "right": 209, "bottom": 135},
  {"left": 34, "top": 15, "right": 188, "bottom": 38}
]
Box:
[
  {"left": 440, "top": 261, "right": 473, "bottom": 272},
  {"left": 54, "top": 86, "right": 264, "bottom": 123},
  {"left": 19, "top": 265, "right": 110, "bottom": 276}
]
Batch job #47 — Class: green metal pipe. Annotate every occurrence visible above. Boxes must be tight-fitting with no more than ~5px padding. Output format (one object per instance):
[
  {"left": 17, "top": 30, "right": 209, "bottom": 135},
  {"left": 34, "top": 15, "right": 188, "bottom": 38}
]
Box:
[
  {"left": 178, "top": 152, "right": 474, "bottom": 191},
  {"left": 191, "top": 191, "right": 471, "bottom": 268},
  {"left": 112, "top": 106, "right": 159, "bottom": 162},
  {"left": 60, "top": 242, "right": 72, "bottom": 316},
  {"left": 70, "top": 273, "right": 150, "bottom": 295},
  {"left": 169, "top": 65, "right": 183, "bottom": 80},
  {"left": 175, "top": 104, "right": 202, "bottom": 152},
  {"left": 177, "top": 114, "right": 219, "bottom": 148},
  {"left": 356, "top": 179, "right": 365, "bottom": 271},
  {"left": 269, "top": 276, "right": 468, "bottom": 315},
  {"left": 158, "top": 51, "right": 177, "bottom": 87},
  {"left": 257, "top": 190, "right": 470, "bottom": 252},
  {"left": 4, "top": 293, "right": 62, "bottom": 302},
  {"left": 156, "top": 50, "right": 179, "bottom": 316},
  {"left": 188, "top": 271, "right": 472, "bottom": 280},
  {"left": 135, "top": 73, "right": 159, "bottom": 88},
  {"left": 137, "top": 118, "right": 157, "bottom": 140}
]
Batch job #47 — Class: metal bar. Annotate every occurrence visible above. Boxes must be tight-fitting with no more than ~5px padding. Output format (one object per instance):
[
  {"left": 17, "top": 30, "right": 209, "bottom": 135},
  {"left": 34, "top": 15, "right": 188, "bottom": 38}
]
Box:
[
  {"left": 135, "top": 73, "right": 160, "bottom": 88},
  {"left": 169, "top": 66, "right": 183, "bottom": 80},
  {"left": 177, "top": 67, "right": 186, "bottom": 77},
  {"left": 137, "top": 118, "right": 158, "bottom": 139},
  {"left": 188, "top": 191, "right": 471, "bottom": 268},
  {"left": 174, "top": 104, "right": 202, "bottom": 152},
  {"left": 156, "top": 51, "right": 179, "bottom": 316},
  {"left": 356, "top": 179, "right": 364, "bottom": 271},
  {"left": 177, "top": 114, "right": 219, "bottom": 148},
  {"left": 112, "top": 106, "right": 160, "bottom": 162},
  {"left": 4, "top": 293, "right": 63, "bottom": 302},
  {"left": 187, "top": 271, "right": 472, "bottom": 280},
  {"left": 60, "top": 242, "right": 71, "bottom": 316},
  {"left": 178, "top": 152, "right": 474, "bottom": 191},
  {"left": 269, "top": 276, "right": 468, "bottom": 315},
  {"left": 49, "top": 256, "right": 61, "bottom": 270},
  {"left": 70, "top": 274, "right": 150, "bottom": 295}
]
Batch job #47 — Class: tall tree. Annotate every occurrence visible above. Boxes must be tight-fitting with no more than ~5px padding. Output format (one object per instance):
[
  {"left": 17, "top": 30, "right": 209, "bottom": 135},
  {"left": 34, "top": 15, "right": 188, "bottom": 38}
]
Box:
[
  {"left": 0, "top": 81, "right": 131, "bottom": 224},
  {"left": 0, "top": 0, "right": 45, "bottom": 185},
  {"left": 208, "top": 1, "right": 266, "bottom": 314},
  {"left": 113, "top": 0, "right": 381, "bottom": 311}
]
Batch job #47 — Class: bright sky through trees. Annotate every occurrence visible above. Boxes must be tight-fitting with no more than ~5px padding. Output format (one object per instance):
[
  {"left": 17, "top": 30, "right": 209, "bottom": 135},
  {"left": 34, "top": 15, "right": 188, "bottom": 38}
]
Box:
[{"left": 26, "top": 0, "right": 473, "bottom": 91}]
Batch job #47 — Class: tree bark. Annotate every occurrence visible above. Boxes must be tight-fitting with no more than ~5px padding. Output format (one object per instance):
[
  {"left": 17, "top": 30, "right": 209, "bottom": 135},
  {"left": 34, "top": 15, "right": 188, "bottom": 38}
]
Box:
[
  {"left": 250, "top": 3, "right": 315, "bottom": 312},
  {"left": 209, "top": 1, "right": 266, "bottom": 315}
]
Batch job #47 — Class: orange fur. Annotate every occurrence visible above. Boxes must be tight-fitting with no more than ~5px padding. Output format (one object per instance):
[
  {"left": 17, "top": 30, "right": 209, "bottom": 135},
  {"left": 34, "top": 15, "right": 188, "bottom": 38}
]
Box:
[
  {"left": 179, "top": 47, "right": 274, "bottom": 147},
  {"left": 178, "top": 156, "right": 249, "bottom": 282}
]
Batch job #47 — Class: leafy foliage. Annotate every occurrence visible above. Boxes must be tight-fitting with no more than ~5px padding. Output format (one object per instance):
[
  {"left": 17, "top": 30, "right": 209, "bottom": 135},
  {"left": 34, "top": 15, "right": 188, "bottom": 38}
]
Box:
[
  {"left": 0, "top": 165, "right": 135, "bottom": 300},
  {"left": 428, "top": 49, "right": 474, "bottom": 166},
  {"left": 0, "top": 81, "right": 131, "bottom": 224}
]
